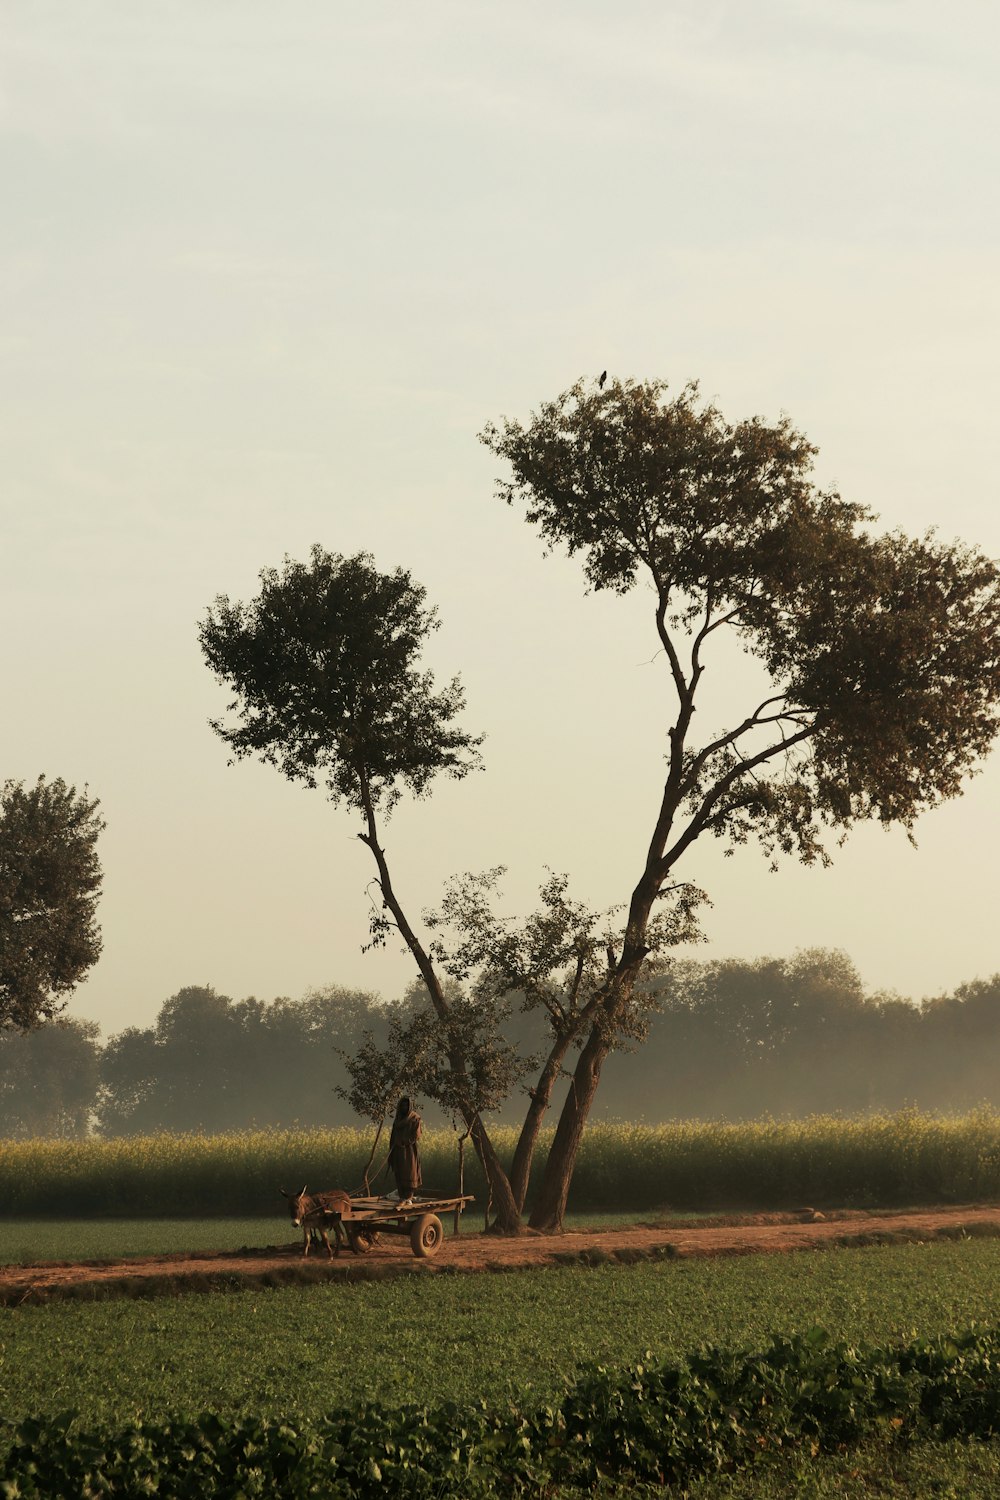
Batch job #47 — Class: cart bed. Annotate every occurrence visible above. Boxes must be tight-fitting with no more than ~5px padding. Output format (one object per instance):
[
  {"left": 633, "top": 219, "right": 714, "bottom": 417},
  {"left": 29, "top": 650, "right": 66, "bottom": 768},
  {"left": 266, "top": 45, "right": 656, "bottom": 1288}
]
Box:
[{"left": 341, "top": 1193, "right": 474, "bottom": 1223}]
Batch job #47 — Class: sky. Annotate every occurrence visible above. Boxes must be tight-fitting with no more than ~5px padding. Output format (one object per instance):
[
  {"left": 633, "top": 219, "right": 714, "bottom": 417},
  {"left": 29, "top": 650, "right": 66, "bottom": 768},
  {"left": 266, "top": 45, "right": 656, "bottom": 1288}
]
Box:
[{"left": 2, "top": 1, "right": 999, "bottom": 1038}]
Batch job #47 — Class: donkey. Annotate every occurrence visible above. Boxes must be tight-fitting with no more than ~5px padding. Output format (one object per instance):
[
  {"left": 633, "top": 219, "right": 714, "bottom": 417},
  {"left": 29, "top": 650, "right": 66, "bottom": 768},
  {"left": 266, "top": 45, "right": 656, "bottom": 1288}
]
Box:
[{"left": 280, "top": 1185, "right": 353, "bottom": 1259}]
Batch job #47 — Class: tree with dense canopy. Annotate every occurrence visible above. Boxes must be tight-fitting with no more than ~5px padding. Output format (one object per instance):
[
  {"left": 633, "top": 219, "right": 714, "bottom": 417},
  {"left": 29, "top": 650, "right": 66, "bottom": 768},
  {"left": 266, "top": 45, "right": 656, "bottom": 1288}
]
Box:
[
  {"left": 0, "top": 777, "right": 104, "bottom": 1030},
  {"left": 481, "top": 377, "right": 1000, "bottom": 1227},
  {"left": 200, "top": 377, "right": 1000, "bottom": 1231}
]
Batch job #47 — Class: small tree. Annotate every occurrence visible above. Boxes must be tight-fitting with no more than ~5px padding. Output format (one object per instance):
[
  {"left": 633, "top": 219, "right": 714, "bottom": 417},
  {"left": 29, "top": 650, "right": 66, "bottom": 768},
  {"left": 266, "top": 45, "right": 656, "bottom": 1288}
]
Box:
[
  {"left": 334, "top": 1007, "right": 433, "bottom": 1192},
  {"left": 0, "top": 777, "right": 104, "bottom": 1030},
  {"left": 336, "top": 982, "right": 528, "bottom": 1198},
  {"left": 481, "top": 376, "right": 1000, "bottom": 1227},
  {"left": 425, "top": 868, "right": 704, "bottom": 1212}
]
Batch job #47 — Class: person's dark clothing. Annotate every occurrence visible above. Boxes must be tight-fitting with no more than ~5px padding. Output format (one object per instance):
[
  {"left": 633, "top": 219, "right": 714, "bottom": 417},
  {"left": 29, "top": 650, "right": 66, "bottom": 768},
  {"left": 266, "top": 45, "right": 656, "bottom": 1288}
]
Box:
[{"left": 388, "top": 1106, "right": 422, "bottom": 1198}]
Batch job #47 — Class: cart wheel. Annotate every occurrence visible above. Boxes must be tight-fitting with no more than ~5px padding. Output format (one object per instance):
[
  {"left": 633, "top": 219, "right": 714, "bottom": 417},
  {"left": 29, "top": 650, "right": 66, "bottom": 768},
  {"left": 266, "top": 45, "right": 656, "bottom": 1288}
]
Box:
[
  {"left": 409, "top": 1213, "right": 444, "bottom": 1258},
  {"left": 347, "top": 1226, "right": 381, "bottom": 1255}
]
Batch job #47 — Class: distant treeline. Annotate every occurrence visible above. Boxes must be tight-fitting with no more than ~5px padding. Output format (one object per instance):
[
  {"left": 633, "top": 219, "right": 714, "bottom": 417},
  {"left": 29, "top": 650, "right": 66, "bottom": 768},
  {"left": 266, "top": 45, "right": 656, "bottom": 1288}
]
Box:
[{"left": 3, "top": 949, "right": 1000, "bottom": 1139}]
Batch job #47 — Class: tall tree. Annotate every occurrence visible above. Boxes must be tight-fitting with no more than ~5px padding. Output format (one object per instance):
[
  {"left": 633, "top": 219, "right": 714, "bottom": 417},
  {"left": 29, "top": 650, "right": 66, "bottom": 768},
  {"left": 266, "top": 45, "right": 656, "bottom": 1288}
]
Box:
[
  {"left": 482, "top": 376, "right": 1000, "bottom": 1228},
  {"left": 0, "top": 777, "right": 104, "bottom": 1029},
  {"left": 198, "top": 548, "right": 527, "bottom": 1227}
]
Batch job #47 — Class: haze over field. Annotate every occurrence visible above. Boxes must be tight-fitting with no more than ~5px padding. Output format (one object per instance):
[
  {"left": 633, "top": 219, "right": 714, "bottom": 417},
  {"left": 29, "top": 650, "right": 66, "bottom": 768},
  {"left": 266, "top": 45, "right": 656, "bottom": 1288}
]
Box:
[{"left": 3, "top": 2, "right": 999, "bottom": 1036}]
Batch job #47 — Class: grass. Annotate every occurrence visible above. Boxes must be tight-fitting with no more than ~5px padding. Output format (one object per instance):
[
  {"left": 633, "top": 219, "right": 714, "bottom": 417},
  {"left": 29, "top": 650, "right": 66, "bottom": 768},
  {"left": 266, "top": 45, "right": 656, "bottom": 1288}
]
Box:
[
  {"left": 2, "top": 1239, "right": 1000, "bottom": 1425},
  {"left": 570, "top": 1439, "right": 1000, "bottom": 1498},
  {"left": 4, "top": 1113, "right": 1000, "bottom": 1491},
  {"left": 0, "top": 1211, "right": 647, "bottom": 1265},
  {"left": 685, "top": 1437, "right": 1000, "bottom": 1498},
  {"left": 0, "top": 1218, "right": 282, "bottom": 1265}
]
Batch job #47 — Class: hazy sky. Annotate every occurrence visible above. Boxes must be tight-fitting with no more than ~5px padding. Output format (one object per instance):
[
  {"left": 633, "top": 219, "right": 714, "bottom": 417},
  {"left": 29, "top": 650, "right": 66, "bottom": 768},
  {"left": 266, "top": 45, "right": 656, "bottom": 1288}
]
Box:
[{"left": 3, "top": 1, "right": 999, "bottom": 1037}]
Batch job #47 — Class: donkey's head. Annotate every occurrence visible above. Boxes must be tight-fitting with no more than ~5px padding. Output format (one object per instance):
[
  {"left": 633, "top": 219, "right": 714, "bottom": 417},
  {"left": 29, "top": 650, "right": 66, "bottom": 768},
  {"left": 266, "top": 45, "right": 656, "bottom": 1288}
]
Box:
[{"left": 280, "top": 1185, "right": 310, "bottom": 1227}]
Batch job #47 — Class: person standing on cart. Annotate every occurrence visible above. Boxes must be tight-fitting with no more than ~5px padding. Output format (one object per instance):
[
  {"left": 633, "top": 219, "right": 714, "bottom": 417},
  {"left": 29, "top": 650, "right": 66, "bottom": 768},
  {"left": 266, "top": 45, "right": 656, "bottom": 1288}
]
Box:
[{"left": 388, "top": 1096, "right": 422, "bottom": 1207}]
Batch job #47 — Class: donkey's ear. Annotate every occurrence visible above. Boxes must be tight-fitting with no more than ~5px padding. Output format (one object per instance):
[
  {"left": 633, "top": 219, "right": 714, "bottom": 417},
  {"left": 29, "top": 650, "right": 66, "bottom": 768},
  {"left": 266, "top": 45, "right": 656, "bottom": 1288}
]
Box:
[
  {"left": 279, "top": 1187, "right": 290, "bottom": 1198},
  {"left": 300, "top": 1184, "right": 308, "bottom": 1197}
]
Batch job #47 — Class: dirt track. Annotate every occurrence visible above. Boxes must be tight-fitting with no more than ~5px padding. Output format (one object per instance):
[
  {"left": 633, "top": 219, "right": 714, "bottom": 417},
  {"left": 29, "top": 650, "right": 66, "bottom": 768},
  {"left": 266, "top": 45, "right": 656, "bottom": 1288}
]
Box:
[{"left": 3, "top": 1204, "right": 1000, "bottom": 1306}]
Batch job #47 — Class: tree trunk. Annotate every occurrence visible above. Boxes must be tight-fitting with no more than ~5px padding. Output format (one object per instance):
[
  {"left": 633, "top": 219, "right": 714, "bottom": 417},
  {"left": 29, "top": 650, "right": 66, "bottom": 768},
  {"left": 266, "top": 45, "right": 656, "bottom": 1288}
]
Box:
[
  {"left": 357, "top": 782, "right": 523, "bottom": 1231},
  {"left": 469, "top": 1113, "right": 521, "bottom": 1232},
  {"left": 527, "top": 1022, "right": 611, "bottom": 1231},
  {"left": 509, "top": 1039, "right": 575, "bottom": 1215},
  {"left": 527, "top": 929, "right": 651, "bottom": 1232}
]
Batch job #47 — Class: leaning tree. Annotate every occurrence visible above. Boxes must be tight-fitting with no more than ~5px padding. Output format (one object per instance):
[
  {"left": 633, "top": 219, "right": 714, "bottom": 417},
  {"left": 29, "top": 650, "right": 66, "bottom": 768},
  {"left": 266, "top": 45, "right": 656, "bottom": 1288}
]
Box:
[
  {"left": 481, "top": 376, "right": 1000, "bottom": 1228},
  {"left": 0, "top": 777, "right": 104, "bottom": 1030}
]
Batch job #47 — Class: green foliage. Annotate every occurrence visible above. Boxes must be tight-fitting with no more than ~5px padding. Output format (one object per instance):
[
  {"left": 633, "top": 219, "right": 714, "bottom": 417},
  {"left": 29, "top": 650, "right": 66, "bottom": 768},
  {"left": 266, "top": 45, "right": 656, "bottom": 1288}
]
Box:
[
  {"left": 411, "top": 992, "right": 532, "bottom": 1121},
  {"left": 338, "top": 977, "right": 529, "bottom": 1129},
  {"left": 1, "top": 1403, "right": 532, "bottom": 1499},
  {"left": 554, "top": 1326, "right": 1000, "bottom": 1488},
  {"left": 6, "top": 1240, "right": 1000, "bottom": 1424},
  {"left": 427, "top": 867, "right": 706, "bottom": 1054},
  {"left": 8, "top": 1323, "right": 1000, "bottom": 1496},
  {"left": 0, "top": 777, "right": 104, "bottom": 1029},
  {"left": 482, "top": 378, "right": 1000, "bottom": 850},
  {"left": 483, "top": 378, "right": 837, "bottom": 601},
  {"left": 333, "top": 1015, "right": 424, "bottom": 1130},
  {"left": 684, "top": 1436, "right": 1000, "bottom": 1499},
  {"left": 198, "top": 546, "right": 482, "bottom": 816}
]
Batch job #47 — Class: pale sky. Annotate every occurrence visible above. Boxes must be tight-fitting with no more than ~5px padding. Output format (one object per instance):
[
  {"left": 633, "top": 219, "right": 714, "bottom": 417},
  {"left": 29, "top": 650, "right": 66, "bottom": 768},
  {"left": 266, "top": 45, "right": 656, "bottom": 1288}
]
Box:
[{"left": 3, "top": 1, "right": 999, "bottom": 1037}]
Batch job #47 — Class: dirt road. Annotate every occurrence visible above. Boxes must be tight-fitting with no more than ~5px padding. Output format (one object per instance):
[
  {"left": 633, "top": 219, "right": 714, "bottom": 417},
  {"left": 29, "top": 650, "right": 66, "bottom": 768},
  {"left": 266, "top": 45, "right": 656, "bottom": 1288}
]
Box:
[{"left": 3, "top": 1203, "right": 999, "bottom": 1306}]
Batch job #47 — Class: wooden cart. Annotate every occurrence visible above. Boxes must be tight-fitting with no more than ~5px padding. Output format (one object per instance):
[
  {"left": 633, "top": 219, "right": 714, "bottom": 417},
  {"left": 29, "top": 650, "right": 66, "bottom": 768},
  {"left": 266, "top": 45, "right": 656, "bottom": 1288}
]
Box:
[{"left": 337, "top": 1193, "right": 475, "bottom": 1259}]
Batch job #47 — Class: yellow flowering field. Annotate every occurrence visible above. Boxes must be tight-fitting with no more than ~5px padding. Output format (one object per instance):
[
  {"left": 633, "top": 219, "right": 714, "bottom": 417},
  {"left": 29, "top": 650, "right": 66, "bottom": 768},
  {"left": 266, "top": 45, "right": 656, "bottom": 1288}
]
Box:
[{"left": 2, "top": 1109, "right": 999, "bottom": 1217}]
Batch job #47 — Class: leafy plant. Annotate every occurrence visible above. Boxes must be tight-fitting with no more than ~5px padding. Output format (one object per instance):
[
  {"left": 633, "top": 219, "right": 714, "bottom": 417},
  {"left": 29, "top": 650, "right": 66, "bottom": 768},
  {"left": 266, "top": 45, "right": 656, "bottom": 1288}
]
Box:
[{"left": 10, "top": 1325, "right": 1000, "bottom": 1496}]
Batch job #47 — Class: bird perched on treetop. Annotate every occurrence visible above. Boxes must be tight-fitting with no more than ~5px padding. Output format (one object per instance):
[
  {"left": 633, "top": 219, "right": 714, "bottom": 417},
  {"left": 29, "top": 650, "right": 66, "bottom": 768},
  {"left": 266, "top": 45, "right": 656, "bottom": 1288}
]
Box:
[{"left": 598, "top": 370, "right": 607, "bottom": 388}]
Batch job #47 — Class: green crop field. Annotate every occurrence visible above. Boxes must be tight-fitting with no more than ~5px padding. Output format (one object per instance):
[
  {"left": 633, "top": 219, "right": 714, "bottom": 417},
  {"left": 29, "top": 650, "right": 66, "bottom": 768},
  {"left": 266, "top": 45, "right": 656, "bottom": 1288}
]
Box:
[
  {"left": 5, "top": 1234, "right": 1000, "bottom": 1493},
  {"left": 0, "top": 1217, "right": 282, "bottom": 1265},
  {"left": 5, "top": 1116, "right": 1000, "bottom": 1493},
  {"left": 684, "top": 1438, "right": 1000, "bottom": 1498},
  {"left": 573, "top": 1439, "right": 1000, "bottom": 1498},
  {"left": 3, "top": 1239, "right": 1000, "bottom": 1425}
]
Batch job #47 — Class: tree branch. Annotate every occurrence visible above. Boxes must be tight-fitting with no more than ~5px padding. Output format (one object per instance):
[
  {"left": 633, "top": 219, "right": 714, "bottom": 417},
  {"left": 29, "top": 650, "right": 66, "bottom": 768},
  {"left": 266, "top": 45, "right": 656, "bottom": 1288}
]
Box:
[
  {"left": 655, "top": 588, "right": 689, "bottom": 706},
  {"left": 682, "top": 696, "right": 814, "bottom": 791},
  {"left": 356, "top": 773, "right": 454, "bottom": 1031},
  {"left": 659, "top": 723, "right": 815, "bottom": 876}
]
